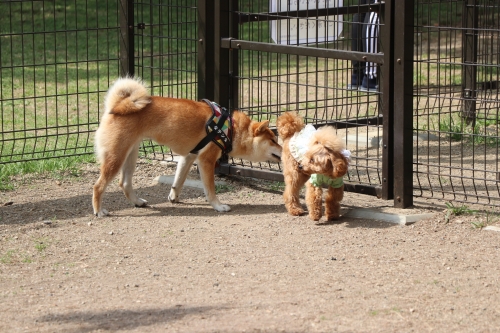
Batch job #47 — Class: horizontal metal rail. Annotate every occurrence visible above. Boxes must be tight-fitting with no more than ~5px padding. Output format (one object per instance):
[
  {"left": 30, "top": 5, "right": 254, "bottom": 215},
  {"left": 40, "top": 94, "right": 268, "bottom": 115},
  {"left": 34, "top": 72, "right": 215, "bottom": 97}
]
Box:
[
  {"left": 221, "top": 38, "right": 384, "bottom": 64},
  {"left": 216, "top": 163, "right": 382, "bottom": 197},
  {"left": 237, "top": 3, "right": 384, "bottom": 23}
]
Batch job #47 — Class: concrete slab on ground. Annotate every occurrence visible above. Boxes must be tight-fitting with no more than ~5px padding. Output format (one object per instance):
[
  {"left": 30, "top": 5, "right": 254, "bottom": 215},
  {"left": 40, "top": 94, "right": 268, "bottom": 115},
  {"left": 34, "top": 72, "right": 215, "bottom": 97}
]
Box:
[
  {"left": 344, "top": 208, "right": 436, "bottom": 225},
  {"left": 154, "top": 175, "right": 227, "bottom": 190},
  {"left": 340, "top": 129, "right": 439, "bottom": 150}
]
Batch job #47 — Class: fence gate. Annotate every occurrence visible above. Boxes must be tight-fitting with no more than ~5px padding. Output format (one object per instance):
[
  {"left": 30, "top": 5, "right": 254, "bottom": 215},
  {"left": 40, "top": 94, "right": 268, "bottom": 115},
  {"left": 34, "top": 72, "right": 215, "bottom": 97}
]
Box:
[{"left": 199, "top": 0, "right": 400, "bottom": 204}]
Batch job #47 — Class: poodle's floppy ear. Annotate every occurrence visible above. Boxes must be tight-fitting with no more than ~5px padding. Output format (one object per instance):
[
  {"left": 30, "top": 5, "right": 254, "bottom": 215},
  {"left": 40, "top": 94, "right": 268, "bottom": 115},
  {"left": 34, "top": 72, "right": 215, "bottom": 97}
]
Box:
[{"left": 330, "top": 153, "right": 349, "bottom": 178}]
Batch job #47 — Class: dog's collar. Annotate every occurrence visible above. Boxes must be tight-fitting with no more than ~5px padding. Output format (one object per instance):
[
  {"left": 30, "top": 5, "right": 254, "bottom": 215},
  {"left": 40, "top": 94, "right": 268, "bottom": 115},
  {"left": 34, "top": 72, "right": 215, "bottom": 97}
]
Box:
[{"left": 190, "top": 99, "right": 233, "bottom": 154}]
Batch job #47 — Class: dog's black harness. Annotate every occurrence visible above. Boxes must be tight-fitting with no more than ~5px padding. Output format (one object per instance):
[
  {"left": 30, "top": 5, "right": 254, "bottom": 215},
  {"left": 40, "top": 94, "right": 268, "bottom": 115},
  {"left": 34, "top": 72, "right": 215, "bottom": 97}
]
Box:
[{"left": 190, "top": 99, "right": 233, "bottom": 155}]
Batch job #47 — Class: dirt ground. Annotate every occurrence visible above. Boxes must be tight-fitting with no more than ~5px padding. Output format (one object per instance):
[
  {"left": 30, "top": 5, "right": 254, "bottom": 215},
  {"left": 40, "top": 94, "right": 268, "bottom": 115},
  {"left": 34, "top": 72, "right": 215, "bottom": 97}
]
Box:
[{"left": 1, "top": 160, "right": 500, "bottom": 333}]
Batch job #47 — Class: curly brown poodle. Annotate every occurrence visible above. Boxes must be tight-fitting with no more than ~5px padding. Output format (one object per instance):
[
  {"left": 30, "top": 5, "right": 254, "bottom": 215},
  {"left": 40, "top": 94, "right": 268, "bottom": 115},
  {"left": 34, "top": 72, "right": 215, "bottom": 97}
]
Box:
[{"left": 277, "top": 112, "right": 349, "bottom": 221}]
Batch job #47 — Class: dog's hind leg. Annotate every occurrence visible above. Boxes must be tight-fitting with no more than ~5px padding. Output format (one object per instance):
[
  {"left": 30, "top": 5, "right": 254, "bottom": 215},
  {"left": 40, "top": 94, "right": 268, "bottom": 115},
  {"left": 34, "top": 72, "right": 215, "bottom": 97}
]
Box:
[
  {"left": 119, "top": 143, "right": 147, "bottom": 207},
  {"left": 93, "top": 153, "right": 126, "bottom": 218},
  {"left": 168, "top": 153, "right": 197, "bottom": 203},
  {"left": 283, "top": 172, "right": 309, "bottom": 216}
]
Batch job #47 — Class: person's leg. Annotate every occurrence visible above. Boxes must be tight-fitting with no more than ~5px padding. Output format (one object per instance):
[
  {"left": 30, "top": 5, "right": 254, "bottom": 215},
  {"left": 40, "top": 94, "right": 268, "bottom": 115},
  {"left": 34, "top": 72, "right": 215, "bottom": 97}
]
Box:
[
  {"left": 360, "top": 7, "right": 379, "bottom": 92},
  {"left": 347, "top": 0, "right": 368, "bottom": 89}
]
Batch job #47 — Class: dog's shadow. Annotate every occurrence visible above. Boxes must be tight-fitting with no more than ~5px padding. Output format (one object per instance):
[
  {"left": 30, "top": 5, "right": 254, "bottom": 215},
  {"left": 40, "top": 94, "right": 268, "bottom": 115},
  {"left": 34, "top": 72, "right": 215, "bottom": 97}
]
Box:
[
  {"left": 1, "top": 183, "right": 287, "bottom": 226},
  {"left": 140, "top": 201, "right": 285, "bottom": 218}
]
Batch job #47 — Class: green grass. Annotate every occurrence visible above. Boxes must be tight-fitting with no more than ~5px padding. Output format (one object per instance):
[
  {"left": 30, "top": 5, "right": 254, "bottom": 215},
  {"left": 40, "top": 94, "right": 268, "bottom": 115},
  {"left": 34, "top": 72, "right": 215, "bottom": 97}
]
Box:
[
  {"left": 268, "top": 181, "right": 285, "bottom": 192},
  {"left": 418, "top": 111, "right": 500, "bottom": 147},
  {"left": 0, "top": 249, "right": 34, "bottom": 264},
  {"left": 0, "top": 154, "right": 94, "bottom": 190},
  {"left": 471, "top": 210, "right": 499, "bottom": 229},
  {"left": 445, "top": 202, "right": 476, "bottom": 216},
  {"left": 0, "top": 250, "right": 16, "bottom": 264},
  {"left": 34, "top": 240, "right": 48, "bottom": 253},
  {"left": 444, "top": 202, "right": 476, "bottom": 223},
  {"left": 215, "top": 184, "right": 234, "bottom": 194}
]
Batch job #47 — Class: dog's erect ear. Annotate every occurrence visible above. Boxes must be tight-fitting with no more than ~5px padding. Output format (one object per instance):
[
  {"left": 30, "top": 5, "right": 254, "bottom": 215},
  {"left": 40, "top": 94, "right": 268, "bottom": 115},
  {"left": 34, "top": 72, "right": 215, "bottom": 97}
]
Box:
[{"left": 254, "top": 120, "right": 270, "bottom": 135}]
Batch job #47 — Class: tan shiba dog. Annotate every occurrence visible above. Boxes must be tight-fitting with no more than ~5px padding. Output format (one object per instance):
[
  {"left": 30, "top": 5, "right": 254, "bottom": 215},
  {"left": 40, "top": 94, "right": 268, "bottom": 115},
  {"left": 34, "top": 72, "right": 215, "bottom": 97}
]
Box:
[{"left": 93, "top": 77, "right": 282, "bottom": 217}]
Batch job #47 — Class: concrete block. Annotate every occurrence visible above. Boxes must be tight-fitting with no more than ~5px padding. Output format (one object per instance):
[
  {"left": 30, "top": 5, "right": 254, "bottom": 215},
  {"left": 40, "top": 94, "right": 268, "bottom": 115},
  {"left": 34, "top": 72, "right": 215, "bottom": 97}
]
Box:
[
  {"left": 343, "top": 208, "right": 436, "bottom": 225},
  {"left": 154, "top": 175, "right": 227, "bottom": 190}
]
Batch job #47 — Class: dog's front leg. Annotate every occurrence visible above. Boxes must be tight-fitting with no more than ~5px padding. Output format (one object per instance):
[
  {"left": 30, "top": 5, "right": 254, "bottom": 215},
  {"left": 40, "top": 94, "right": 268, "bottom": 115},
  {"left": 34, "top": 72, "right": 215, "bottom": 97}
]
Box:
[
  {"left": 325, "top": 185, "right": 343, "bottom": 220},
  {"left": 306, "top": 182, "right": 323, "bottom": 221},
  {"left": 168, "top": 154, "right": 197, "bottom": 203},
  {"left": 196, "top": 149, "right": 230, "bottom": 212}
]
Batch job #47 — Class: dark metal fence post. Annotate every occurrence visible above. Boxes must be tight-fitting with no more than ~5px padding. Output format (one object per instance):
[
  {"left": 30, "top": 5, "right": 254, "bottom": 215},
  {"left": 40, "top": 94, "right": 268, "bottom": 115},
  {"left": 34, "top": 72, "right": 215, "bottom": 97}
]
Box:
[
  {"left": 198, "top": 0, "right": 214, "bottom": 101},
  {"left": 213, "top": 0, "right": 229, "bottom": 105},
  {"left": 461, "top": 0, "right": 478, "bottom": 126},
  {"left": 393, "top": 0, "right": 414, "bottom": 208},
  {"left": 229, "top": 0, "right": 239, "bottom": 110},
  {"left": 119, "top": 0, "right": 134, "bottom": 77},
  {"left": 380, "top": 0, "right": 394, "bottom": 200}
]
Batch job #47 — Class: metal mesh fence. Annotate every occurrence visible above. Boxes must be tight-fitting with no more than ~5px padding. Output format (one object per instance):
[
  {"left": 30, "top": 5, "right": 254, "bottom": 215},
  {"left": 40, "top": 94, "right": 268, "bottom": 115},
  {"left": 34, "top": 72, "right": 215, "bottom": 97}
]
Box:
[
  {"left": 2, "top": 0, "right": 500, "bottom": 208},
  {"left": 0, "top": 0, "right": 198, "bottom": 165},
  {"left": 0, "top": 0, "right": 121, "bottom": 164},
  {"left": 229, "top": 0, "right": 385, "bottom": 188},
  {"left": 132, "top": 0, "right": 198, "bottom": 161},
  {"left": 413, "top": 0, "right": 500, "bottom": 206}
]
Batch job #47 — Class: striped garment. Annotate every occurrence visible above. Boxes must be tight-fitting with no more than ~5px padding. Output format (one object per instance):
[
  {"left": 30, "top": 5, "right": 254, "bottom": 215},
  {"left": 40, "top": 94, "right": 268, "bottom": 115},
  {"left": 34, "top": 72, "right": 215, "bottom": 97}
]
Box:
[{"left": 364, "top": 0, "right": 379, "bottom": 79}]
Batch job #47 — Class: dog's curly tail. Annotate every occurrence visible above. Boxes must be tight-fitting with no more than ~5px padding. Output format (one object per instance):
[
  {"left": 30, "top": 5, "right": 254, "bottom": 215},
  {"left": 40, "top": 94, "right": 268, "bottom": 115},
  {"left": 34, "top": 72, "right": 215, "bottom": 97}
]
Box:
[
  {"left": 276, "top": 112, "right": 305, "bottom": 140},
  {"left": 105, "top": 77, "right": 151, "bottom": 115}
]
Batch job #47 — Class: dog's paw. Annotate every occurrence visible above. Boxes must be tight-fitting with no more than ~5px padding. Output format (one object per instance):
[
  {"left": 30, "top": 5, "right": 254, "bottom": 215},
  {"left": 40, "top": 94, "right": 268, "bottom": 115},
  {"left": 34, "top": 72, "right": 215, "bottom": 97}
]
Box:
[
  {"left": 288, "top": 207, "right": 305, "bottom": 216},
  {"left": 168, "top": 188, "right": 180, "bottom": 203},
  {"left": 95, "top": 209, "right": 109, "bottom": 218},
  {"left": 168, "top": 194, "right": 179, "bottom": 203},
  {"left": 309, "top": 213, "right": 321, "bottom": 221},
  {"left": 213, "top": 204, "right": 231, "bottom": 212},
  {"left": 326, "top": 214, "right": 340, "bottom": 221},
  {"left": 134, "top": 198, "right": 148, "bottom": 207}
]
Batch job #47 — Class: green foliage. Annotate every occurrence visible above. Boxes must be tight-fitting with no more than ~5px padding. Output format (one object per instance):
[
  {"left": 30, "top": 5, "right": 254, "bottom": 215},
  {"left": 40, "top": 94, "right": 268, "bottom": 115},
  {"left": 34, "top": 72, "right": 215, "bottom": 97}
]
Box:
[
  {"left": 416, "top": 1, "right": 463, "bottom": 27},
  {"left": 470, "top": 220, "right": 486, "bottom": 229},
  {"left": 268, "top": 181, "right": 285, "bottom": 192},
  {"left": 471, "top": 210, "right": 499, "bottom": 229},
  {"left": 0, "top": 250, "right": 16, "bottom": 264},
  {"left": 444, "top": 202, "right": 476, "bottom": 223},
  {"left": 439, "top": 118, "right": 463, "bottom": 141},
  {"left": 215, "top": 184, "right": 234, "bottom": 194},
  {"left": 0, "top": 154, "right": 94, "bottom": 190},
  {"left": 35, "top": 241, "right": 47, "bottom": 252},
  {"left": 445, "top": 202, "right": 476, "bottom": 216}
]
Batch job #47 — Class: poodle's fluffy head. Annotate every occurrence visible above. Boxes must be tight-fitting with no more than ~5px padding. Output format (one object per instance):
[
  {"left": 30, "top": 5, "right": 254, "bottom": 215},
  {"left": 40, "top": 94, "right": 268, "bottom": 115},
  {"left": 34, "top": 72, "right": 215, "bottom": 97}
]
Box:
[
  {"left": 276, "top": 112, "right": 304, "bottom": 141},
  {"left": 300, "top": 126, "right": 349, "bottom": 179}
]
